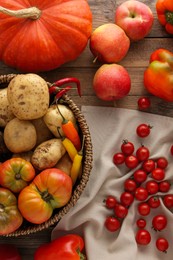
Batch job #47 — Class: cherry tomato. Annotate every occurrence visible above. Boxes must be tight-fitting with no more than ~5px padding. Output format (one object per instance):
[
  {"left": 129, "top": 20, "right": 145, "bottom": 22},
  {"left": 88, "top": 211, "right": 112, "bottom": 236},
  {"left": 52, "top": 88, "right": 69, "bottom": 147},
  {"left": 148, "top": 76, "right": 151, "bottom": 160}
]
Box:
[
  {"left": 170, "top": 145, "right": 173, "bottom": 156},
  {"left": 105, "top": 195, "right": 117, "bottom": 209},
  {"left": 156, "top": 157, "right": 168, "bottom": 169},
  {"left": 135, "top": 187, "right": 148, "bottom": 201},
  {"left": 114, "top": 203, "right": 128, "bottom": 219},
  {"left": 136, "top": 124, "right": 152, "bottom": 138},
  {"left": 138, "top": 97, "right": 151, "bottom": 110},
  {"left": 142, "top": 159, "right": 155, "bottom": 173},
  {"left": 124, "top": 179, "right": 137, "bottom": 192},
  {"left": 163, "top": 194, "right": 173, "bottom": 208},
  {"left": 151, "top": 168, "right": 165, "bottom": 181},
  {"left": 146, "top": 180, "right": 159, "bottom": 195},
  {"left": 152, "top": 215, "right": 167, "bottom": 231},
  {"left": 121, "top": 140, "right": 135, "bottom": 156},
  {"left": 136, "top": 218, "right": 146, "bottom": 228},
  {"left": 156, "top": 238, "right": 169, "bottom": 253},
  {"left": 136, "top": 146, "right": 150, "bottom": 161},
  {"left": 113, "top": 152, "right": 125, "bottom": 165},
  {"left": 138, "top": 202, "right": 150, "bottom": 216},
  {"left": 147, "top": 196, "right": 160, "bottom": 208},
  {"left": 135, "top": 229, "right": 151, "bottom": 245},
  {"left": 120, "top": 191, "right": 134, "bottom": 207},
  {"left": 159, "top": 181, "right": 170, "bottom": 193},
  {"left": 125, "top": 155, "right": 139, "bottom": 169},
  {"left": 133, "top": 169, "right": 147, "bottom": 183},
  {"left": 104, "top": 216, "right": 121, "bottom": 232}
]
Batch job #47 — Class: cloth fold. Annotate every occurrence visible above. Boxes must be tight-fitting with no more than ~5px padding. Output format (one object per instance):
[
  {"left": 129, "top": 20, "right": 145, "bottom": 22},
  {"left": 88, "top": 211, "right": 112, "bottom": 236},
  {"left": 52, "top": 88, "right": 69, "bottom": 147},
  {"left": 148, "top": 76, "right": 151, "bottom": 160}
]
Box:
[{"left": 52, "top": 106, "right": 173, "bottom": 260}]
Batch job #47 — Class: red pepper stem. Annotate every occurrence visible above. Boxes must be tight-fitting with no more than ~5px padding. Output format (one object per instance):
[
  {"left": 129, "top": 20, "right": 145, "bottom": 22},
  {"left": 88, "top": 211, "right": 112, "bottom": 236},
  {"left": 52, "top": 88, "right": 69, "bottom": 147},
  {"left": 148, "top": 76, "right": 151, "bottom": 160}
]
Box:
[{"left": 53, "top": 77, "right": 81, "bottom": 97}]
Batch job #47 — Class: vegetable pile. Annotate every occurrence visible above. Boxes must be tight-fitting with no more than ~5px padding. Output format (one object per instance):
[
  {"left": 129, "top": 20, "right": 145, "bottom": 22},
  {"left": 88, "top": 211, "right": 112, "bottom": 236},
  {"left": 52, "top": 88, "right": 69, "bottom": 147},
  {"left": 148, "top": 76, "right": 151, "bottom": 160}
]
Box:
[
  {"left": 0, "top": 73, "right": 83, "bottom": 235},
  {"left": 104, "top": 123, "right": 173, "bottom": 253}
]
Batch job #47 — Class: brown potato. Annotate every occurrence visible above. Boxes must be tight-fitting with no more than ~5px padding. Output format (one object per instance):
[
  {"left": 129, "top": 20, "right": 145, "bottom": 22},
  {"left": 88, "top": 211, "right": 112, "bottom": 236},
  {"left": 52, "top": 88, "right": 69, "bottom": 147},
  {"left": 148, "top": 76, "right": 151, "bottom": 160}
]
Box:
[
  {"left": 7, "top": 74, "right": 50, "bottom": 120},
  {"left": 43, "top": 104, "right": 77, "bottom": 138},
  {"left": 31, "top": 138, "right": 66, "bottom": 170},
  {"left": 0, "top": 88, "right": 15, "bottom": 127},
  {"left": 4, "top": 118, "right": 37, "bottom": 153},
  {"left": 12, "top": 151, "right": 34, "bottom": 162},
  {"left": 55, "top": 152, "right": 72, "bottom": 175},
  {"left": 32, "top": 117, "right": 54, "bottom": 146}
]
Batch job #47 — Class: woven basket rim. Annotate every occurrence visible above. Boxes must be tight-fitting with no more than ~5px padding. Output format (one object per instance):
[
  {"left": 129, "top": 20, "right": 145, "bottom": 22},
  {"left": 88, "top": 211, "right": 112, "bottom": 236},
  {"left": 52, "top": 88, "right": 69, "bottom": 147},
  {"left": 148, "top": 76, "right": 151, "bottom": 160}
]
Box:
[{"left": 0, "top": 74, "right": 93, "bottom": 237}]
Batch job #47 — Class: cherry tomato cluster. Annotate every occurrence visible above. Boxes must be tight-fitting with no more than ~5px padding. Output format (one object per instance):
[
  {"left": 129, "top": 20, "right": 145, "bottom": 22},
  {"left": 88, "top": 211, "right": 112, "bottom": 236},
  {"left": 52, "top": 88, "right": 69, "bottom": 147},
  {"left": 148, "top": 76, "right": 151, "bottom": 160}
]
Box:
[{"left": 104, "top": 123, "right": 173, "bottom": 253}]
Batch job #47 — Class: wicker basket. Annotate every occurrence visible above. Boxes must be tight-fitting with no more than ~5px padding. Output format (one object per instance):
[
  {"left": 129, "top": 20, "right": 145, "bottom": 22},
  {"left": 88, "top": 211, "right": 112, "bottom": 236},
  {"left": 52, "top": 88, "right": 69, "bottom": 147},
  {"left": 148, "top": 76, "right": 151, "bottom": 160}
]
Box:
[{"left": 0, "top": 74, "right": 93, "bottom": 237}]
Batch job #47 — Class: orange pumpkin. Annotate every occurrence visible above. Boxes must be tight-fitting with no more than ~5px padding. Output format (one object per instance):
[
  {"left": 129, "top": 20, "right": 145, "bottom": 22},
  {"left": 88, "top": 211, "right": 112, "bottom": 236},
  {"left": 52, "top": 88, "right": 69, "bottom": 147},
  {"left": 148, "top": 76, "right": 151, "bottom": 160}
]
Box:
[{"left": 0, "top": 0, "right": 92, "bottom": 72}]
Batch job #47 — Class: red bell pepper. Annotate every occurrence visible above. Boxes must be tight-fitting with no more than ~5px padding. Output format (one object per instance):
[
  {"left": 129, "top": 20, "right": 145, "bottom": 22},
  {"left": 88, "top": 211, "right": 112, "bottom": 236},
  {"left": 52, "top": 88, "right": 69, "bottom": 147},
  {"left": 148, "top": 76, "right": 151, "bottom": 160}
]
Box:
[
  {"left": 156, "top": 0, "right": 173, "bottom": 34},
  {"left": 0, "top": 244, "right": 21, "bottom": 260},
  {"left": 34, "top": 234, "right": 86, "bottom": 260},
  {"left": 144, "top": 48, "right": 173, "bottom": 102}
]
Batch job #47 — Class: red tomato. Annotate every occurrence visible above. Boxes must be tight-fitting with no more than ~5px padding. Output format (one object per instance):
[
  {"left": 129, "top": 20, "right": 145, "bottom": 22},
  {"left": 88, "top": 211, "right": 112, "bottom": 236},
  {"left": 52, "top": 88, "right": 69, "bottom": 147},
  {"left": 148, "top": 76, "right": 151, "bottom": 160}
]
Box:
[
  {"left": 124, "top": 179, "right": 137, "bottom": 192},
  {"left": 113, "top": 152, "right": 125, "bottom": 165},
  {"left": 156, "top": 238, "right": 169, "bottom": 252},
  {"left": 133, "top": 169, "right": 147, "bottom": 183},
  {"left": 0, "top": 187, "right": 23, "bottom": 235},
  {"left": 163, "top": 194, "right": 173, "bottom": 208},
  {"left": 0, "top": 158, "right": 35, "bottom": 193},
  {"left": 136, "top": 218, "right": 146, "bottom": 228},
  {"left": 135, "top": 229, "right": 151, "bottom": 245},
  {"left": 135, "top": 187, "right": 148, "bottom": 201},
  {"left": 114, "top": 203, "right": 128, "bottom": 219},
  {"left": 105, "top": 195, "right": 117, "bottom": 209},
  {"left": 121, "top": 140, "right": 134, "bottom": 156},
  {"left": 104, "top": 216, "right": 121, "bottom": 232},
  {"left": 152, "top": 215, "right": 167, "bottom": 231},
  {"left": 146, "top": 180, "right": 159, "bottom": 195},
  {"left": 159, "top": 181, "right": 170, "bottom": 193},
  {"left": 148, "top": 196, "right": 160, "bottom": 208},
  {"left": 138, "top": 97, "right": 151, "bottom": 110},
  {"left": 151, "top": 168, "right": 165, "bottom": 181},
  {"left": 136, "top": 124, "right": 152, "bottom": 138},
  {"left": 18, "top": 168, "right": 72, "bottom": 224},
  {"left": 138, "top": 202, "right": 150, "bottom": 216},
  {"left": 125, "top": 155, "right": 139, "bottom": 169},
  {"left": 142, "top": 159, "right": 155, "bottom": 172},
  {"left": 136, "top": 146, "right": 150, "bottom": 161},
  {"left": 0, "top": 244, "right": 21, "bottom": 260},
  {"left": 120, "top": 191, "right": 134, "bottom": 207},
  {"left": 156, "top": 157, "right": 168, "bottom": 169}
]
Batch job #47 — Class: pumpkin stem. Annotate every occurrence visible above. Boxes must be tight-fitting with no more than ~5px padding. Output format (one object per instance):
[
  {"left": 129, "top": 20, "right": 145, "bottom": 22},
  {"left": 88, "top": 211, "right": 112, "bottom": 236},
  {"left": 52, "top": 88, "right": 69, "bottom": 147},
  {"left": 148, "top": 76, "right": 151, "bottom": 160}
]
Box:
[{"left": 0, "top": 6, "right": 41, "bottom": 20}]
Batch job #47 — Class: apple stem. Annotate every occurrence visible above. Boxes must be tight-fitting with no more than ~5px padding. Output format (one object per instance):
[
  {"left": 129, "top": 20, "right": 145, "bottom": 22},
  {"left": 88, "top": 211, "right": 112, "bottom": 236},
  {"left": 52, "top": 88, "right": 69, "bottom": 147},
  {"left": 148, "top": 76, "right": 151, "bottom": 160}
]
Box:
[{"left": 93, "top": 56, "right": 98, "bottom": 63}]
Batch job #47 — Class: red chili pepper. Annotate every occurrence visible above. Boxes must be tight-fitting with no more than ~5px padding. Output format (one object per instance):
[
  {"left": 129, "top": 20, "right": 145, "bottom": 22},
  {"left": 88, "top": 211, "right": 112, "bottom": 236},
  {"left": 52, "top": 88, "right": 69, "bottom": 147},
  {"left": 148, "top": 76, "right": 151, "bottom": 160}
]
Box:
[
  {"left": 55, "top": 86, "right": 73, "bottom": 99},
  {"left": 53, "top": 77, "right": 81, "bottom": 97},
  {"left": 49, "top": 77, "right": 81, "bottom": 97},
  {"left": 34, "top": 234, "right": 86, "bottom": 260}
]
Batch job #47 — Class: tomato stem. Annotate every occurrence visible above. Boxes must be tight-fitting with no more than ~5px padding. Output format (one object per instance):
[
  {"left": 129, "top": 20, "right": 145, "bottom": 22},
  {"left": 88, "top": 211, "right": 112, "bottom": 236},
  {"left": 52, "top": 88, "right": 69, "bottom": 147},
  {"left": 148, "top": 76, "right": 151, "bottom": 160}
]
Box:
[{"left": 166, "top": 11, "right": 173, "bottom": 25}]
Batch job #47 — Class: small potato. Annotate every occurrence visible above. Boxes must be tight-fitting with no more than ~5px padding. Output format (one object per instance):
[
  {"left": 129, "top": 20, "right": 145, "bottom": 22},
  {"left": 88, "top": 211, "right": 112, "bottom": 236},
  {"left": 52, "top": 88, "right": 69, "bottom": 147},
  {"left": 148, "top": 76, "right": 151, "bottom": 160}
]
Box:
[
  {"left": 55, "top": 152, "right": 72, "bottom": 175},
  {"left": 0, "top": 88, "right": 15, "bottom": 127},
  {"left": 43, "top": 104, "right": 77, "bottom": 138},
  {"left": 12, "top": 151, "right": 34, "bottom": 162},
  {"left": 7, "top": 74, "right": 50, "bottom": 120},
  {"left": 4, "top": 118, "right": 37, "bottom": 153},
  {"left": 32, "top": 117, "right": 54, "bottom": 146},
  {"left": 31, "top": 138, "right": 66, "bottom": 170}
]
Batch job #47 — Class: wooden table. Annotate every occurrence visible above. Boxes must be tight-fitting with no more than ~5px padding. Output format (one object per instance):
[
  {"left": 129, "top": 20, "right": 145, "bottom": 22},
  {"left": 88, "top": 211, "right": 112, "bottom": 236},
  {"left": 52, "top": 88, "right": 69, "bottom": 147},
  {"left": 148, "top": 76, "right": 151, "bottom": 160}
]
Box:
[{"left": 0, "top": 0, "right": 173, "bottom": 259}]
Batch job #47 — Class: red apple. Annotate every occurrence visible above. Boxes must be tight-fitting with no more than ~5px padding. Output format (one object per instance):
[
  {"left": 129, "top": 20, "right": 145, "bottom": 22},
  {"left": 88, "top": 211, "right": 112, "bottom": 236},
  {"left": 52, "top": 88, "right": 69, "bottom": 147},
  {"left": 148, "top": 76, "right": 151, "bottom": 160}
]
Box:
[
  {"left": 89, "top": 23, "right": 130, "bottom": 63},
  {"left": 115, "top": 0, "right": 154, "bottom": 41},
  {"left": 93, "top": 64, "right": 131, "bottom": 101}
]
